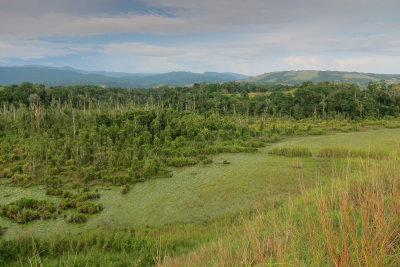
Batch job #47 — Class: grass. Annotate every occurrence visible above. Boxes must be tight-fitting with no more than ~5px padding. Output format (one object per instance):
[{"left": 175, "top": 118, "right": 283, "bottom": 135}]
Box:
[
  {"left": 291, "top": 158, "right": 303, "bottom": 169},
  {"left": 4, "top": 158, "right": 399, "bottom": 266},
  {"left": 0, "top": 221, "right": 223, "bottom": 266},
  {"left": 161, "top": 159, "right": 400, "bottom": 266},
  {"left": 269, "top": 146, "right": 312, "bottom": 157},
  {"left": 0, "top": 151, "right": 337, "bottom": 240},
  {"left": 318, "top": 147, "right": 390, "bottom": 159},
  {"left": 2, "top": 129, "right": 397, "bottom": 241},
  {"left": 277, "top": 128, "right": 400, "bottom": 156},
  {"left": 2, "top": 128, "right": 400, "bottom": 265}
]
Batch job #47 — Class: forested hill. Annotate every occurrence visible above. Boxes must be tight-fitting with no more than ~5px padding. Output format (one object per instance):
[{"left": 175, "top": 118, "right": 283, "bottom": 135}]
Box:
[
  {"left": 0, "top": 66, "right": 248, "bottom": 88},
  {"left": 241, "top": 70, "right": 400, "bottom": 86}
]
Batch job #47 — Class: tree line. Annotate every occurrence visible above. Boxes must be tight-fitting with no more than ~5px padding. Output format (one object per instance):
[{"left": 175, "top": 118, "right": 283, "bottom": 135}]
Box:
[{"left": 1, "top": 80, "right": 399, "bottom": 120}]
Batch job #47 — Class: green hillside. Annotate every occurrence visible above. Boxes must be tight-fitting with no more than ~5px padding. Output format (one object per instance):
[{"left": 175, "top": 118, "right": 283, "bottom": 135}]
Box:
[{"left": 241, "top": 70, "right": 400, "bottom": 86}]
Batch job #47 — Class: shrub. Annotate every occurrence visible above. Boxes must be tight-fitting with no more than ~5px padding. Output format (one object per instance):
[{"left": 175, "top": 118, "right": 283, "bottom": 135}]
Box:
[
  {"left": 84, "top": 168, "right": 102, "bottom": 182},
  {"left": 77, "top": 202, "right": 103, "bottom": 214},
  {"left": 58, "top": 198, "right": 76, "bottom": 210},
  {"left": 11, "top": 173, "right": 31, "bottom": 185},
  {"left": 0, "top": 168, "right": 10, "bottom": 178},
  {"left": 45, "top": 187, "right": 63, "bottom": 196},
  {"left": 121, "top": 185, "right": 130, "bottom": 194},
  {"left": 67, "top": 214, "right": 87, "bottom": 223},
  {"left": 16, "top": 209, "right": 40, "bottom": 224},
  {"left": 202, "top": 157, "right": 213, "bottom": 164}
]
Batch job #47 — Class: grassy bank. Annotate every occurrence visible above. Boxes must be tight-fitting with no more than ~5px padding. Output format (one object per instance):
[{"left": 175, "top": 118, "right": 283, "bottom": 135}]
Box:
[{"left": 161, "top": 159, "right": 400, "bottom": 266}]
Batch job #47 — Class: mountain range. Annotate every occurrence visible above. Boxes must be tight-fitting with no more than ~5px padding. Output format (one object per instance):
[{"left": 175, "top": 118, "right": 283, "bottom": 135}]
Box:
[
  {"left": 0, "top": 66, "right": 248, "bottom": 88},
  {"left": 0, "top": 66, "right": 399, "bottom": 88}
]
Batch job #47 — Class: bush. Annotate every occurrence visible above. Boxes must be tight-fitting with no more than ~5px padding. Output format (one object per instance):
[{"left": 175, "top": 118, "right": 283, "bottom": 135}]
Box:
[
  {"left": 67, "top": 214, "right": 87, "bottom": 223},
  {"left": 11, "top": 173, "right": 31, "bottom": 185},
  {"left": 84, "top": 168, "right": 102, "bottom": 182},
  {"left": 17, "top": 209, "right": 40, "bottom": 224},
  {"left": 58, "top": 198, "right": 76, "bottom": 210},
  {"left": 45, "top": 187, "right": 63, "bottom": 196},
  {"left": 0, "top": 168, "right": 10, "bottom": 178},
  {"left": 202, "top": 157, "right": 213, "bottom": 164},
  {"left": 77, "top": 202, "right": 103, "bottom": 214},
  {"left": 121, "top": 185, "right": 130, "bottom": 194}
]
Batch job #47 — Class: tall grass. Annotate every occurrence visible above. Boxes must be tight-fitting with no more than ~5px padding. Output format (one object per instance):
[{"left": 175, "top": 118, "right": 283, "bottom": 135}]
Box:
[
  {"left": 161, "top": 160, "right": 400, "bottom": 266},
  {"left": 269, "top": 146, "right": 312, "bottom": 157},
  {"left": 318, "top": 147, "right": 389, "bottom": 160}
]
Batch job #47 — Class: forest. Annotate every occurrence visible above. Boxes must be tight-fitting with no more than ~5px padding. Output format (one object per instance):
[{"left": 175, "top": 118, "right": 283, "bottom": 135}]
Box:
[{"left": 1, "top": 80, "right": 400, "bottom": 266}]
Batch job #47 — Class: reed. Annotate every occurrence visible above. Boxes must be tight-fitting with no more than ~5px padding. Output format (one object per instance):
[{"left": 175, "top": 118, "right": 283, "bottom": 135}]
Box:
[
  {"left": 318, "top": 147, "right": 389, "bottom": 160},
  {"left": 269, "top": 146, "right": 312, "bottom": 157}
]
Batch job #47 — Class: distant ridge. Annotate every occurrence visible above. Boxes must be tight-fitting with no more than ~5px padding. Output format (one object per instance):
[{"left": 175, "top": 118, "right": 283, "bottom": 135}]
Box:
[
  {"left": 1, "top": 67, "right": 399, "bottom": 88},
  {"left": 240, "top": 70, "right": 400, "bottom": 86},
  {"left": 0, "top": 66, "right": 248, "bottom": 88}
]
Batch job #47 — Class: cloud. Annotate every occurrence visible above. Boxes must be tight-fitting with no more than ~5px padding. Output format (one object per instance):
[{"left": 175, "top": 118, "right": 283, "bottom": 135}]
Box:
[
  {"left": 335, "top": 56, "right": 400, "bottom": 73},
  {"left": 100, "top": 42, "right": 180, "bottom": 56},
  {"left": 1, "top": 0, "right": 399, "bottom": 36},
  {"left": 282, "top": 56, "right": 319, "bottom": 68},
  {"left": 0, "top": 38, "right": 93, "bottom": 59},
  {"left": 0, "top": 1, "right": 400, "bottom": 74}
]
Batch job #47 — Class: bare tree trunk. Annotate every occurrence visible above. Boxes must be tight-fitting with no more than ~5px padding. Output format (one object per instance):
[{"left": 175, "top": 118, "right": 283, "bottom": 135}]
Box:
[{"left": 72, "top": 109, "right": 76, "bottom": 138}]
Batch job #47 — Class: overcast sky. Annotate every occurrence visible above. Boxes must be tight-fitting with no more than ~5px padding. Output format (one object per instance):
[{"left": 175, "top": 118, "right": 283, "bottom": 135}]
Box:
[{"left": 0, "top": 0, "right": 399, "bottom": 75}]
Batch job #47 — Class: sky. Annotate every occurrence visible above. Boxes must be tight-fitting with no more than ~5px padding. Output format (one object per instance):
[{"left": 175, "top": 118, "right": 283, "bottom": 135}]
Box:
[{"left": 0, "top": 0, "right": 399, "bottom": 75}]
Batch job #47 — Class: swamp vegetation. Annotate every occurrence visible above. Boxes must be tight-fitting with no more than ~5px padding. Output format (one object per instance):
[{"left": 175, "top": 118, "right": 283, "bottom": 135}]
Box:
[{"left": 1, "top": 80, "right": 400, "bottom": 265}]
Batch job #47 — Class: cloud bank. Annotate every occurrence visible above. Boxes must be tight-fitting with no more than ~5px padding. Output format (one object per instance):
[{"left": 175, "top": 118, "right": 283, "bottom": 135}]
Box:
[{"left": 0, "top": 0, "right": 399, "bottom": 75}]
